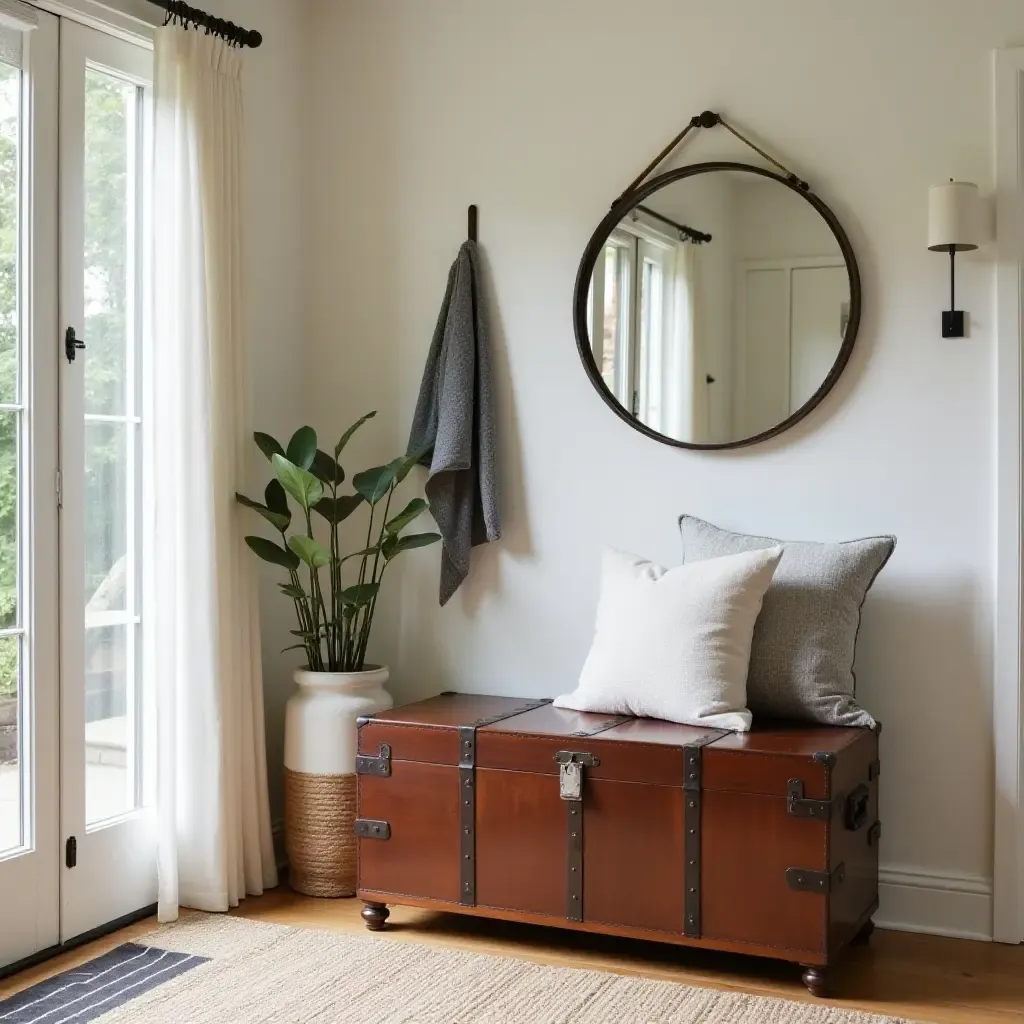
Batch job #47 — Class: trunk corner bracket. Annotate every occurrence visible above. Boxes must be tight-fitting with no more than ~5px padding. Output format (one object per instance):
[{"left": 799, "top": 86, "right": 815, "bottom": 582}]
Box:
[
  {"left": 355, "top": 743, "right": 391, "bottom": 777},
  {"left": 354, "top": 818, "right": 391, "bottom": 840},
  {"left": 787, "top": 778, "right": 834, "bottom": 819},
  {"left": 786, "top": 862, "right": 846, "bottom": 894}
]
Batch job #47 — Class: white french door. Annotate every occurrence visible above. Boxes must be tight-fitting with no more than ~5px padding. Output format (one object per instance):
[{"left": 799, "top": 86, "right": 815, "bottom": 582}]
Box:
[
  {"left": 0, "top": 4, "right": 154, "bottom": 970},
  {"left": 0, "top": 8, "right": 155, "bottom": 969},
  {"left": 0, "top": 2, "right": 61, "bottom": 969},
  {"left": 58, "top": 19, "right": 154, "bottom": 943}
]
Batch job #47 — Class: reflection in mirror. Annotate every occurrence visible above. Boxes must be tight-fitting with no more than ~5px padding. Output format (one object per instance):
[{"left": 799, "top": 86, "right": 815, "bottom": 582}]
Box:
[{"left": 585, "top": 168, "right": 853, "bottom": 446}]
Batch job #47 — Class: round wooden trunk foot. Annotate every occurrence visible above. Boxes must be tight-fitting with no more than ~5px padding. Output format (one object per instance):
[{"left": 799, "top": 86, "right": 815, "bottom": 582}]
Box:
[
  {"left": 361, "top": 901, "right": 390, "bottom": 931},
  {"left": 801, "top": 965, "right": 831, "bottom": 997},
  {"left": 852, "top": 919, "right": 875, "bottom": 945}
]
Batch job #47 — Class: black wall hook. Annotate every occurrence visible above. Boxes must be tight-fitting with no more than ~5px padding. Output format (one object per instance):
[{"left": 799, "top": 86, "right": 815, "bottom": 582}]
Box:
[{"left": 467, "top": 205, "right": 478, "bottom": 242}]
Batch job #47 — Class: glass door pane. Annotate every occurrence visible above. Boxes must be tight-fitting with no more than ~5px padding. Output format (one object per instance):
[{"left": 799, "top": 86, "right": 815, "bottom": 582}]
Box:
[
  {"left": 0, "top": 2, "right": 61, "bottom": 970},
  {"left": 0, "top": 54, "right": 22, "bottom": 857},
  {"left": 59, "top": 18, "right": 154, "bottom": 943},
  {"left": 81, "top": 68, "right": 141, "bottom": 827}
]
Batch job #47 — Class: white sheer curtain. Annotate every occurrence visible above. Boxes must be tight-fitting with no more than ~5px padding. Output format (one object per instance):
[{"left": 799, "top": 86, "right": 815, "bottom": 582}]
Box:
[
  {"left": 667, "top": 241, "right": 697, "bottom": 442},
  {"left": 150, "top": 25, "right": 277, "bottom": 923}
]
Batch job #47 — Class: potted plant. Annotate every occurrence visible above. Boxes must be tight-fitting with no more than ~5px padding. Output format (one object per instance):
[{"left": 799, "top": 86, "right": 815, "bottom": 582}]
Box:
[{"left": 236, "top": 412, "right": 439, "bottom": 897}]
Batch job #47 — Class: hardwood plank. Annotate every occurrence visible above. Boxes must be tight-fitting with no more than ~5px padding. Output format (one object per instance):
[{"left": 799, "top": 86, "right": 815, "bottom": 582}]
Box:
[{"left": 1, "top": 888, "right": 1022, "bottom": 1023}]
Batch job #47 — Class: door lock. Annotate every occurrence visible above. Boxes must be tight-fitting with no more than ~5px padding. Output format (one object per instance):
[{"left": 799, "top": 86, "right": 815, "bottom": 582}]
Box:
[{"left": 65, "top": 326, "right": 86, "bottom": 363}]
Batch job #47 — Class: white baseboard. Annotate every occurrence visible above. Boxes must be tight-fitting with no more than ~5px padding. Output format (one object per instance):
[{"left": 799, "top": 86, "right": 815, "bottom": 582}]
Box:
[{"left": 877, "top": 866, "right": 993, "bottom": 941}]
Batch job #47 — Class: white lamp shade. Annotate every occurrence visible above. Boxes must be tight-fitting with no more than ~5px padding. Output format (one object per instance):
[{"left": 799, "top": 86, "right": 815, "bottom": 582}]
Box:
[{"left": 928, "top": 181, "right": 981, "bottom": 251}]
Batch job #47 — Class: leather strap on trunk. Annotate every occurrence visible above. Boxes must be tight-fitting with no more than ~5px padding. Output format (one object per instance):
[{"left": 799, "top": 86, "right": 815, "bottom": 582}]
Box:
[
  {"left": 683, "top": 731, "right": 727, "bottom": 938},
  {"left": 456, "top": 697, "right": 552, "bottom": 906}
]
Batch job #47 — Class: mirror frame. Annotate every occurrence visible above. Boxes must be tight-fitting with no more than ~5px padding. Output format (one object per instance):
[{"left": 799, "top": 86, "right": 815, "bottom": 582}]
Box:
[{"left": 573, "top": 161, "right": 862, "bottom": 451}]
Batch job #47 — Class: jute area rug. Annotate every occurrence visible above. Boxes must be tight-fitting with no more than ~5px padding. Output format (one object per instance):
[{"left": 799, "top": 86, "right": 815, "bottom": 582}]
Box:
[{"left": 92, "top": 913, "right": 915, "bottom": 1024}]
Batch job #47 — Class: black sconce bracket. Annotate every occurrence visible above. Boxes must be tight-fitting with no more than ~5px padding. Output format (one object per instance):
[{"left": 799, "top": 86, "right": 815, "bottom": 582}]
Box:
[{"left": 943, "top": 243, "right": 966, "bottom": 338}]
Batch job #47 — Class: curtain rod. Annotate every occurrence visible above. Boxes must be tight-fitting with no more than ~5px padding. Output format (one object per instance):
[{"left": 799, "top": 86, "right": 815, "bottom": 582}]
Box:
[
  {"left": 634, "top": 205, "right": 712, "bottom": 245},
  {"left": 147, "top": 0, "right": 262, "bottom": 48}
]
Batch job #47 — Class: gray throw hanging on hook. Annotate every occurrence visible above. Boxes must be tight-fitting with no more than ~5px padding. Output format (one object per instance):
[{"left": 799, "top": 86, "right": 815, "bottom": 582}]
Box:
[{"left": 407, "top": 206, "right": 500, "bottom": 605}]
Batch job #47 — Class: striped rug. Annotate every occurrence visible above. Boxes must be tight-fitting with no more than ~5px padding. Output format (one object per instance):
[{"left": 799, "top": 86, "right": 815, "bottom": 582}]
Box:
[{"left": 0, "top": 943, "right": 207, "bottom": 1023}]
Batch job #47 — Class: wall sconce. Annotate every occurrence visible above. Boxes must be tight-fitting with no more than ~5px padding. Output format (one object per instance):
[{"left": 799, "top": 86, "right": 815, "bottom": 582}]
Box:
[{"left": 928, "top": 181, "right": 981, "bottom": 338}]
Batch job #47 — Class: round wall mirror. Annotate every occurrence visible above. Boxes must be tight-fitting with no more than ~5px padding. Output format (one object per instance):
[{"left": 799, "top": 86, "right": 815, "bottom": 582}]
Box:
[{"left": 573, "top": 162, "right": 861, "bottom": 450}]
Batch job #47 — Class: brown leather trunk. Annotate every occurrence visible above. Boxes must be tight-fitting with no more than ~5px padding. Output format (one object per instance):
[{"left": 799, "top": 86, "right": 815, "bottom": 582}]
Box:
[{"left": 355, "top": 693, "right": 879, "bottom": 996}]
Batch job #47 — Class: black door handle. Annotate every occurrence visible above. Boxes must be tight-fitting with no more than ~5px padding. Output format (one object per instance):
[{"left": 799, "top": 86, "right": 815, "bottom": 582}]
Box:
[{"left": 65, "top": 326, "right": 86, "bottom": 363}]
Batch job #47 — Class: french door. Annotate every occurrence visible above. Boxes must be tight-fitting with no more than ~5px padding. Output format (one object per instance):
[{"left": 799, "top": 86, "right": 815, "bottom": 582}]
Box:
[
  {"left": 0, "top": 7, "right": 154, "bottom": 969},
  {"left": 0, "top": 2, "right": 61, "bottom": 970},
  {"left": 59, "top": 19, "right": 154, "bottom": 944}
]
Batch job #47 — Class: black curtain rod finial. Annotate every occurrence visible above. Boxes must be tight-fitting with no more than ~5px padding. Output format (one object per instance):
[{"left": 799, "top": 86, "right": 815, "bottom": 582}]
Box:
[{"left": 149, "top": 0, "right": 262, "bottom": 48}]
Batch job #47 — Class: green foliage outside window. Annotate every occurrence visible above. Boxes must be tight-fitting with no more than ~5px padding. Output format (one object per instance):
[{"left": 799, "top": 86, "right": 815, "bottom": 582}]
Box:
[
  {"left": 0, "top": 67, "right": 132, "bottom": 701},
  {"left": 0, "top": 64, "right": 19, "bottom": 700}
]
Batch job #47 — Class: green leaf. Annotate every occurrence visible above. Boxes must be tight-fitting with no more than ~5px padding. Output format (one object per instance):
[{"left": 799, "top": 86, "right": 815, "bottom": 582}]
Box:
[
  {"left": 394, "top": 443, "right": 431, "bottom": 484},
  {"left": 334, "top": 412, "right": 377, "bottom": 459},
  {"left": 278, "top": 582, "right": 307, "bottom": 599},
  {"left": 385, "top": 498, "right": 429, "bottom": 536},
  {"left": 311, "top": 449, "right": 344, "bottom": 487},
  {"left": 272, "top": 454, "right": 324, "bottom": 512},
  {"left": 352, "top": 464, "right": 397, "bottom": 504},
  {"left": 341, "top": 582, "right": 380, "bottom": 608},
  {"left": 288, "top": 535, "right": 333, "bottom": 568},
  {"left": 235, "top": 492, "right": 290, "bottom": 531},
  {"left": 265, "top": 480, "right": 289, "bottom": 516},
  {"left": 254, "top": 431, "right": 285, "bottom": 462},
  {"left": 286, "top": 427, "right": 318, "bottom": 470},
  {"left": 290, "top": 629, "right": 324, "bottom": 640},
  {"left": 383, "top": 532, "right": 442, "bottom": 561},
  {"left": 281, "top": 644, "right": 308, "bottom": 654},
  {"left": 245, "top": 535, "right": 300, "bottom": 570},
  {"left": 313, "top": 494, "right": 365, "bottom": 524}
]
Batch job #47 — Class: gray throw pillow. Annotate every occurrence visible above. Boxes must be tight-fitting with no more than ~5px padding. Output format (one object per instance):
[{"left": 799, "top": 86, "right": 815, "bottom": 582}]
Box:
[{"left": 678, "top": 515, "right": 895, "bottom": 728}]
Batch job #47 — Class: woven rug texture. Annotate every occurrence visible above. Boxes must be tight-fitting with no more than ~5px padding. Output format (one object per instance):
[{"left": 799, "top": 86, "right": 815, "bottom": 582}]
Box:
[{"left": 85, "top": 914, "right": 916, "bottom": 1024}]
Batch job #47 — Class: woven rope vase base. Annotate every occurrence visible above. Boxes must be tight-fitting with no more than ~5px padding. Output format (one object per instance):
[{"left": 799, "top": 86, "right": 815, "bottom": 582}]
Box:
[{"left": 284, "top": 768, "right": 357, "bottom": 898}]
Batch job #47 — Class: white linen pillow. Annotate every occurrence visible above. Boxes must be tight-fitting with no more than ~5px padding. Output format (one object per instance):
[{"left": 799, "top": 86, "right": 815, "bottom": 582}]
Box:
[{"left": 554, "top": 546, "right": 783, "bottom": 732}]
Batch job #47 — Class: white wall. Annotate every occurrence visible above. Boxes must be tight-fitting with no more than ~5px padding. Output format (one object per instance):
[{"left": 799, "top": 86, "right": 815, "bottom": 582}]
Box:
[
  {"left": 733, "top": 178, "right": 842, "bottom": 261},
  {"left": 301, "top": 0, "right": 1015, "bottom": 939}
]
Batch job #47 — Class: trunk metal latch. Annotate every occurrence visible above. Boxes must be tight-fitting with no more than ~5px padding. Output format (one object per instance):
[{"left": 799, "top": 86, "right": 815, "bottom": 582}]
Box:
[{"left": 554, "top": 750, "right": 600, "bottom": 801}]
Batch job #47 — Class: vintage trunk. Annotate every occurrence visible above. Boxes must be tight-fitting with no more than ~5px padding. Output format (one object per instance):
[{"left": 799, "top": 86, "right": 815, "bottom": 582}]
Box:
[{"left": 355, "top": 693, "right": 880, "bottom": 996}]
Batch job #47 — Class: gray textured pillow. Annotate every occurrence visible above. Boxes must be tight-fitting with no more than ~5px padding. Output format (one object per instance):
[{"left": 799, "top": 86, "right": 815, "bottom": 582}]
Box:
[{"left": 678, "top": 515, "right": 895, "bottom": 727}]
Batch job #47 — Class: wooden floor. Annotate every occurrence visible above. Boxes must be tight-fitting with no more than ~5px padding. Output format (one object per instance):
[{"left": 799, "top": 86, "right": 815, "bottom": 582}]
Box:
[{"left": 2, "top": 888, "right": 1023, "bottom": 1022}]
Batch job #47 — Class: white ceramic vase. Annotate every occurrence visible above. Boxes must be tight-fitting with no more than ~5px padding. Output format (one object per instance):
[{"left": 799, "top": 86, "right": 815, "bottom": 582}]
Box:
[{"left": 283, "top": 665, "right": 392, "bottom": 897}]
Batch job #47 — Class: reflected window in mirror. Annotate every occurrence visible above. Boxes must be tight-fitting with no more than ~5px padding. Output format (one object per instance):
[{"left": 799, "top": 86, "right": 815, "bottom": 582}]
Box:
[{"left": 589, "top": 219, "right": 694, "bottom": 437}]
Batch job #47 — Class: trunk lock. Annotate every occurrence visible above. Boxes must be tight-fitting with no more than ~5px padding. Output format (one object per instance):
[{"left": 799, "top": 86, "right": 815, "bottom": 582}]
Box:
[{"left": 554, "top": 751, "right": 600, "bottom": 801}]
